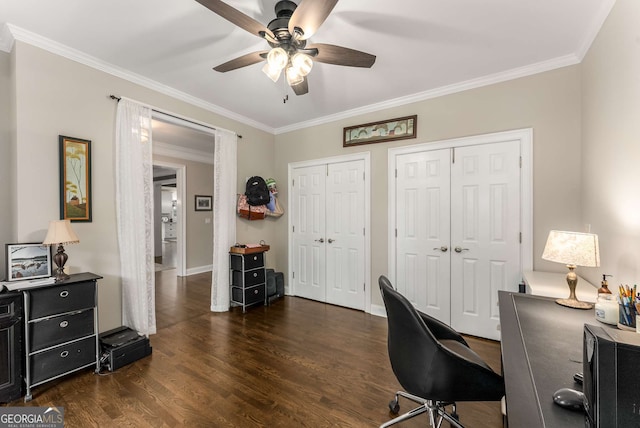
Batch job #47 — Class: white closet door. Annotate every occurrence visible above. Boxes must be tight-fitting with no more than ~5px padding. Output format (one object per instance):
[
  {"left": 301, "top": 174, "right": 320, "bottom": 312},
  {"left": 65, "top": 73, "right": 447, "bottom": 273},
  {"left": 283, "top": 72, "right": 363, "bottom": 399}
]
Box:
[
  {"left": 325, "top": 160, "right": 365, "bottom": 310},
  {"left": 450, "top": 141, "right": 521, "bottom": 340},
  {"left": 292, "top": 165, "right": 327, "bottom": 302},
  {"left": 395, "top": 150, "right": 451, "bottom": 322}
]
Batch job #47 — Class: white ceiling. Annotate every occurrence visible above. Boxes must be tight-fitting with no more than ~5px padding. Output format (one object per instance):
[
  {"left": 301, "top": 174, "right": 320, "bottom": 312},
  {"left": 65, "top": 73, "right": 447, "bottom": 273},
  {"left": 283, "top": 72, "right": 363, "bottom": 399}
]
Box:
[{"left": 0, "top": 0, "right": 614, "bottom": 134}]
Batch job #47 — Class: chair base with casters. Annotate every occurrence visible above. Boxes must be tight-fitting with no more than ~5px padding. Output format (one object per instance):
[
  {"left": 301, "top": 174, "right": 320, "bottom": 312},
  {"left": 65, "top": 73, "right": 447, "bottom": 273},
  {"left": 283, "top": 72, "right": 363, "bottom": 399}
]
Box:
[{"left": 381, "top": 390, "right": 463, "bottom": 428}]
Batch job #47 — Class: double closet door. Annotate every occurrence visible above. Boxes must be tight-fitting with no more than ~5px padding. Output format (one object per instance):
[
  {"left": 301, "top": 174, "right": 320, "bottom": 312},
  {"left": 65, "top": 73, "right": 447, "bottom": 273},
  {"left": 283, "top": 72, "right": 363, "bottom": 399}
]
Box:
[
  {"left": 394, "top": 140, "right": 522, "bottom": 340},
  {"left": 291, "top": 159, "right": 365, "bottom": 311}
]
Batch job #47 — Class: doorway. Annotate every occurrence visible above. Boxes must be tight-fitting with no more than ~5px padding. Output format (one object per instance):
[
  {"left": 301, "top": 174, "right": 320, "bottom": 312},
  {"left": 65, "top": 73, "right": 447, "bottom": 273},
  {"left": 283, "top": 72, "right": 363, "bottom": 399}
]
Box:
[
  {"left": 289, "top": 153, "right": 371, "bottom": 312},
  {"left": 151, "top": 112, "right": 213, "bottom": 278},
  {"left": 388, "top": 129, "right": 533, "bottom": 340},
  {"left": 152, "top": 163, "right": 185, "bottom": 275}
]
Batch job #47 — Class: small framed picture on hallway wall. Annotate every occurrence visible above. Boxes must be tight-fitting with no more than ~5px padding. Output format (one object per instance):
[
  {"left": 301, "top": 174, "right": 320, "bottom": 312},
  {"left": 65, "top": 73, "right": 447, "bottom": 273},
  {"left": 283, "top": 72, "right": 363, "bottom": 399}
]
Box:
[{"left": 195, "top": 195, "right": 212, "bottom": 211}]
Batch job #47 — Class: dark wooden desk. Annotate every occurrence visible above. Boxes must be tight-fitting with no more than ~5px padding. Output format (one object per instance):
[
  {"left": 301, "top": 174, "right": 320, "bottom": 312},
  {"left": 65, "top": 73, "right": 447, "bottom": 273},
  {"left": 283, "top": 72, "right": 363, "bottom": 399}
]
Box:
[{"left": 499, "top": 291, "right": 597, "bottom": 427}]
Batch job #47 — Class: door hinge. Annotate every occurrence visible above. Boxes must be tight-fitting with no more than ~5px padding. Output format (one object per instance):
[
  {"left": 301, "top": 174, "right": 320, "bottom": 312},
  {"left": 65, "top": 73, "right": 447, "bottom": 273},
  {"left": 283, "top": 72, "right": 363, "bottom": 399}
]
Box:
[
  {"left": 395, "top": 169, "right": 398, "bottom": 178},
  {"left": 452, "top": 148, "right": 455, "bottom": 164},
  {"left": 519, "top": 232, "right": 522, "bottom": 243},
  {"left": 293, "top": 225, "right": 295, "bottom": 233},
  {"left": 363, "top": 171, "right": 365, "bottom": 181},
  {"left": 363, "top": 228, "right": 365, "bottom": 236},
  {"left": 395, "top": 228, "right": 397, "bottom": 238},
  {"left": 364, "top": 283, "right": 366, "bottom": 291},
  {"left": 292, "top": 179, "right": 295, "bottom": 187},
  {"left": 293, "top": 272, "right": 295, "bottom": 279},
  {"left": 519, "top": 156, "right": 522, "bottom": 168}
]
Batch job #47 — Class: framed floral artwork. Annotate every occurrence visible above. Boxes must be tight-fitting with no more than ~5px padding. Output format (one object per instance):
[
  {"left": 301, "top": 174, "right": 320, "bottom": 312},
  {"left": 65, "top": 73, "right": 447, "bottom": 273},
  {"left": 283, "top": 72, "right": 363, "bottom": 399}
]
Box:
[{"left": 59, "top": 135, "right": 92, "bottom": 222}]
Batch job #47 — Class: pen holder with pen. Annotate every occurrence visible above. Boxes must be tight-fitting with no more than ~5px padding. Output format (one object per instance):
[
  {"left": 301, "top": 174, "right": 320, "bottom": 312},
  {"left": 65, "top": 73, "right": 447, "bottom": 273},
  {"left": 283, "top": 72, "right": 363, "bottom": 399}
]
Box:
[{"left": 617, "top": 302, "right": 636, "bottom": 331}]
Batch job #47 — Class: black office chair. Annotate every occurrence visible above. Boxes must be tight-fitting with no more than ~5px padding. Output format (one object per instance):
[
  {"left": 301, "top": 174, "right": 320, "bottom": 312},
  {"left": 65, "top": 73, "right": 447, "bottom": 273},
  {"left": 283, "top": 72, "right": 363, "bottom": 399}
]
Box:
[{"left": 378, "top": 275, "right": 504, "bottom": 428}]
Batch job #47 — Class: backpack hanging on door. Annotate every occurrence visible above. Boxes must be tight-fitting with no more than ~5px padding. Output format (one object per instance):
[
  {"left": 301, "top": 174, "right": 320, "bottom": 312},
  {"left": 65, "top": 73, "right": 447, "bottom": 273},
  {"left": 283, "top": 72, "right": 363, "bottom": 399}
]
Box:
[{"left": 245, "top": 176, "right": 270, "bottom": 206}]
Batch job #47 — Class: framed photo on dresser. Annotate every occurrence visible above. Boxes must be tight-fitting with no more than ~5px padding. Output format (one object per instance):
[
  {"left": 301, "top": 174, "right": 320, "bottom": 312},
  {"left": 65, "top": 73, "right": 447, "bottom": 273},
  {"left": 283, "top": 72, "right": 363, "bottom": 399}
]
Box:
[{"left": 5, "top": 243, "right": 52, "bottom": 282}]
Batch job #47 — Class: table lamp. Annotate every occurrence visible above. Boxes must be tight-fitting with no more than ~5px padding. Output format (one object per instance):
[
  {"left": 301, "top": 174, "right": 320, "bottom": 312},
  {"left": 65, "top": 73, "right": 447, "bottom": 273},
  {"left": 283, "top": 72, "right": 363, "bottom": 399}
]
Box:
[
  {"left": 42, "top": 220, "right": 79, "bottom": 281},
  {"left": 542, "top": 230, "right": 600, "bottom": 309}
]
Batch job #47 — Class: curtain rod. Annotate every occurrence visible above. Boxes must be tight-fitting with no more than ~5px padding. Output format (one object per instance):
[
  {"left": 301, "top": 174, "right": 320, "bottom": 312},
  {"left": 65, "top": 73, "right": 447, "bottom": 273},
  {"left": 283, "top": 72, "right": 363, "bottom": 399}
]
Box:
[{"left": 109, "top": 95, "right": 242, "bottom": 139}]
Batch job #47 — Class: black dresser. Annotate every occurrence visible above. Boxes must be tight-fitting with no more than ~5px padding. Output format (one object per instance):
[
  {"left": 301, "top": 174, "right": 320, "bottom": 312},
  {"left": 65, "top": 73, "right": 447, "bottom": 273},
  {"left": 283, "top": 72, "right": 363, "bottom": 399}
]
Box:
[
  {"left": 0, "top": 292, "right": 23, "bottom": 403},
  {"left": 230, "top": 252, "right": 267, "bottom": 312},
  {"left": 22, "top": 273, "right": 101, "bottom": 401}
]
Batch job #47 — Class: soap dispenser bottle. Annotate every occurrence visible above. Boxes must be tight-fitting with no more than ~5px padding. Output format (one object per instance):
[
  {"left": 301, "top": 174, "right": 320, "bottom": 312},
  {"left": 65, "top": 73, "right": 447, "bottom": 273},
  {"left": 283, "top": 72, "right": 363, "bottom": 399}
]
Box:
[
  {"left": 595, "top": 274, "right": 617, "bottom": 325},
  {"left": 598, "top": 274, "right": 612, "bottom": 294}
]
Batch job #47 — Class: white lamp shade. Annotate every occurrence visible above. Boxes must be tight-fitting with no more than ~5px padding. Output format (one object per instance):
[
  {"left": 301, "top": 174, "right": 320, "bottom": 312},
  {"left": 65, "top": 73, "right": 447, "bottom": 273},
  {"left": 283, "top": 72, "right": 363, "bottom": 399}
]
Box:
[
  {"left": 266, "top": 47, "right": 288, "bottom": 70},
  {"left": 542, "top": 230, "right": 600, "bottom": 267},
  {"left": 262, "top": 62, "right": 282, "bottom": 82},
  {"left": 42, "top": 220, "right": 80, "bottom": 246},
  {"left": 291, "top": 52, "right": 313, "bottom": 76},
  {"left": 286, "top": 66, "right": 304, "bottom": 86}
]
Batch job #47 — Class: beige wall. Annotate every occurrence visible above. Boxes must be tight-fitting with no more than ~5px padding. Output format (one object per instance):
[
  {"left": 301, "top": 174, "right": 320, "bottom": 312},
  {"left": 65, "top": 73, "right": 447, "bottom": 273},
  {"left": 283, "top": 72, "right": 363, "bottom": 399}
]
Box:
[
  {"left": 0, "top": 51, "right": 11, "bottom": 281},
  {"left": 275, "top": 66, "right": 583, "bottom": 307},
  {"left": 10, "top": 41, "right": 276, "bottom": 331},
  {"left": 581, "top": 0, "right": 640, "bottom": 286}
]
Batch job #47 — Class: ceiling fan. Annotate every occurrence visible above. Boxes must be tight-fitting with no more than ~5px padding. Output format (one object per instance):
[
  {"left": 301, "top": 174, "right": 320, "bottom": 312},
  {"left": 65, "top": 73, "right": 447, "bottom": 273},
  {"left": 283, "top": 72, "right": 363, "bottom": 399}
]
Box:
[{"left": 195, "top": 0, "right": 376, "bottom": 96}]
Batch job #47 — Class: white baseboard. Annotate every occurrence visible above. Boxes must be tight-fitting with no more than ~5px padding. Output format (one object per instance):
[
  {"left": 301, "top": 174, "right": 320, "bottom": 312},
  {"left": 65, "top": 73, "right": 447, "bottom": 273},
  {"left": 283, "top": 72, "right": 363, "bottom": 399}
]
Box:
[
  {"left": 369, "top": 304, "right": 386, "bottom": 318},
  {"left": 186, "top": 265, "right": 213, "bottom": 276}
]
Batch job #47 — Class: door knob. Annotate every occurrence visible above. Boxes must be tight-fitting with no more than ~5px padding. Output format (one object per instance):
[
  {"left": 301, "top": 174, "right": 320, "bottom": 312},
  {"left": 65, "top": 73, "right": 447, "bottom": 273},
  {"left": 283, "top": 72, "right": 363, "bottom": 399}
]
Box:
[
  {"left": 328, "top": 238, "right": 335, "bottom": 243},
  {"left": 315, "top": 238, "right": 325, "bottom": 243},
  {"left": 433, "top": 246, "right": 448, "bottom": 252},
  {"left": 454, "top": 246, "right": 469, "bottom": 253}
]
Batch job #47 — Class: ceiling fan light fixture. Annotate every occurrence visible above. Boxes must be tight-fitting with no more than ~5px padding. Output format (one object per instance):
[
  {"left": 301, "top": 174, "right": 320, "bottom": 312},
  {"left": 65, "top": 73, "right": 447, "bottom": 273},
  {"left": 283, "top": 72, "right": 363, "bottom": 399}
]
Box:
[
  {"left": 266, "top": 47, "right": 288, "bottom": 70},
  {"left": 286, "top": 65, "right": 304, "bottom": 86},
  {"left": 262, "top": 62, "right": 282, "bottom": 82},
  {"left": 291, "top": 52, "right": 313, "bottom": 76}
]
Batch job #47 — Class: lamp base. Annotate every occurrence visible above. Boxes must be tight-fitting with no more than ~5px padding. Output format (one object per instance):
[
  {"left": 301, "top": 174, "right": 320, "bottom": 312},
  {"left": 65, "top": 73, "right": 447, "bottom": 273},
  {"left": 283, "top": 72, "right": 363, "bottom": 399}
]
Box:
[
  {"left": 53, "top": 268, "right": 70, "bottom": 282},
  {"left": 556, "top": 298, "right": 594, "bottom": 310}
]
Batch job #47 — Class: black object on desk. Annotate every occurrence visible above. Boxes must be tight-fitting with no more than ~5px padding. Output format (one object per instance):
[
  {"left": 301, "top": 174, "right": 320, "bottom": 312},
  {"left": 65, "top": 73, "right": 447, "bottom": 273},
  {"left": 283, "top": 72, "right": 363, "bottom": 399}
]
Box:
[
  {"left": 552, "top": 388, "right": 585, "bottom": 411},
  {"left": 583, "top": 324, "right": 640, "bottom": 427}
]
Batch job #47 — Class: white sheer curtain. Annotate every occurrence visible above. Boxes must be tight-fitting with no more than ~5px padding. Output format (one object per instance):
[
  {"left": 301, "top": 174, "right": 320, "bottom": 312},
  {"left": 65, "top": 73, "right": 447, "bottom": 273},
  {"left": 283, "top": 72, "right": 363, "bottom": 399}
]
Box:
[
  {"left": 115, "top": 98, "right": 156, "bottom": 335},
  {"left": 211, "top": 129, "right": 237, "bottom": 312}
]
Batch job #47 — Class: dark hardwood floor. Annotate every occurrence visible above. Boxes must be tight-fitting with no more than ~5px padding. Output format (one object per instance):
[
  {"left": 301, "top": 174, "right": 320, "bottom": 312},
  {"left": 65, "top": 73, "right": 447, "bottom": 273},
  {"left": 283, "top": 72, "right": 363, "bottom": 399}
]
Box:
[{"left": 7, "top": 270, "right": 503, "bottom": 427}]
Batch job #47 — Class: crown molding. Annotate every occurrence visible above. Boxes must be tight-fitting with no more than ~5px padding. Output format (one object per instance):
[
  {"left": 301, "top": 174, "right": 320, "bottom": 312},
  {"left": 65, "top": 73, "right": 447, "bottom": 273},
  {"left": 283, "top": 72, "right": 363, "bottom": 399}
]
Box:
[
  {"left": 153, "top": 141, "right": 214, "bottom": 165},
  {"left": 5, "top": 23, "right": 275, "bottom": 135},
  {"left": 274, "top": 53, "right": 581, "bottom": 135},
  {"left": 0, "top": 23, "right": 15, "bottom": 53}
]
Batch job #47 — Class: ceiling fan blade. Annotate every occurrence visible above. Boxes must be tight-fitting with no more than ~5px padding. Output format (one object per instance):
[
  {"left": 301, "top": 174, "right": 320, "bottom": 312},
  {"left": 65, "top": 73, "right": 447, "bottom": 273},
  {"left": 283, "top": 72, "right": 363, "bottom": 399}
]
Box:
[
  {"left": 288, "top": 0, "right": 338, "bottom": 40},
  {"left": 292, "top": 77, "right": 309, "bottom": 96},
  {"left": 195, "top": 0, "right": 275, "bottom": 39},
  {"left": 307, "top": 43, "right": 376, "bottom": 68},
  {"left": 213, "top": 51, "right": 268, "bottom": 72}
]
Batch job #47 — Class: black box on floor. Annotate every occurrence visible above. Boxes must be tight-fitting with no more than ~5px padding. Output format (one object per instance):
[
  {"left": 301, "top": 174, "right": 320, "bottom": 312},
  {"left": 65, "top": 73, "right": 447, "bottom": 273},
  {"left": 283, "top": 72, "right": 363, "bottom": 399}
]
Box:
[
  {"left": 99, "top": 326, "right": 152, "bottom": 372},
  {"left": 266, "top": 269, "right": 285, "bottom": 304}
]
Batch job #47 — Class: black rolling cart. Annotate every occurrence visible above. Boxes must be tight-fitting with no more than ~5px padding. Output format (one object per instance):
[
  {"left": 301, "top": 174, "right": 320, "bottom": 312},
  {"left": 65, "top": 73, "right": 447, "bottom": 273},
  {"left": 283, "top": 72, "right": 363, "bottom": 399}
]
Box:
[{"left": 229, "top": 246, "right": 269, "bottom": 312}]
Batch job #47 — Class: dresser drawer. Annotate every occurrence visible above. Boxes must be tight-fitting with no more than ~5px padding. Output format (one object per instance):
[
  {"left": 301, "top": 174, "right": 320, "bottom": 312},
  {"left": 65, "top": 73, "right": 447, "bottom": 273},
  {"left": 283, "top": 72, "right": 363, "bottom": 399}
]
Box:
[
  {"left": 30, "top": 336, "right": 96, "bottom": 385},
  {"left": 232, "top": 284, "right": 265, "bottom": 306},
  {"left": 232, "top": 268, "right": 265, "bottom": 287},
  {"left": 30, "top": 309, "right": 94, "bottom": 352},
  {"left": 230, "top": 253, "right": 264, "bottom": 271},
  {"left": 0, "top": 292, "right": 21, "bottom": 321},
  {"left": 28, "top": 281, "right": 96, "bottom": 319}
]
